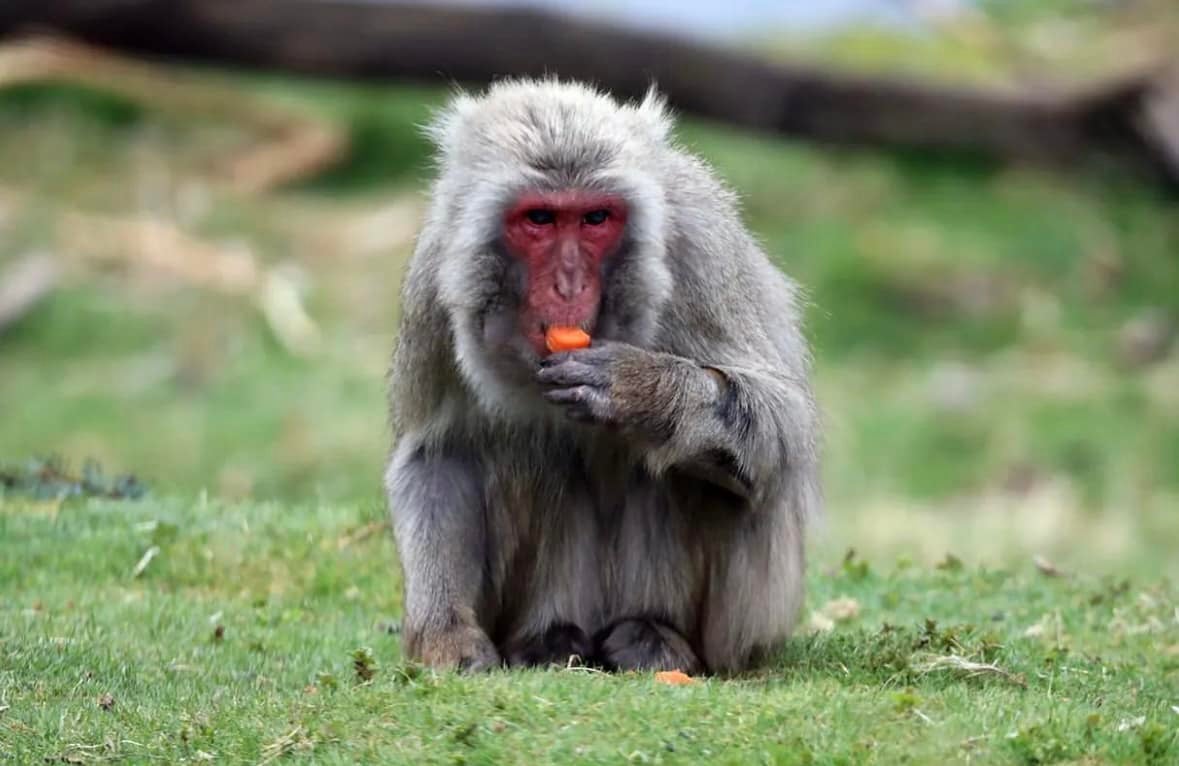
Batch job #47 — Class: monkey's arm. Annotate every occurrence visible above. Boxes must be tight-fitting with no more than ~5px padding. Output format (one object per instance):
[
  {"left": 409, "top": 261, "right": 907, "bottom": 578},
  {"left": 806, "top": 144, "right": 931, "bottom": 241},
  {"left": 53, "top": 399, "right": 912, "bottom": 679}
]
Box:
[
  {"left": 385, "top": 437, "right": 500, "bottom": 670},
  {"left": 539, "top": 341, "right": 818, "bottom": 504}
]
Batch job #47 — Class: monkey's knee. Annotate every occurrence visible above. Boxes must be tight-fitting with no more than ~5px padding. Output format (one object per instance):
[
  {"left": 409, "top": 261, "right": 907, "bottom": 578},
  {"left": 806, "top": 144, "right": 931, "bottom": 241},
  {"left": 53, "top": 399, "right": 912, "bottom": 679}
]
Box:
[
  {"left": 593, "top": 618, "right": 703, "bottom": 674},
  {"left": 502, "top": 623, "right": 594, "bottom": 669}
]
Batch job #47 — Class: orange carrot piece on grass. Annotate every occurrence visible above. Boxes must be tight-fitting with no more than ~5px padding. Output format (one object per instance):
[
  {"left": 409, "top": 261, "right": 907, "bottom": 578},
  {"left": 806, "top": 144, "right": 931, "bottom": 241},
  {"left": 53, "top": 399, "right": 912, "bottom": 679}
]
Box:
[{"left": 654, "top": 670, "right": 696, "bottom": 685}]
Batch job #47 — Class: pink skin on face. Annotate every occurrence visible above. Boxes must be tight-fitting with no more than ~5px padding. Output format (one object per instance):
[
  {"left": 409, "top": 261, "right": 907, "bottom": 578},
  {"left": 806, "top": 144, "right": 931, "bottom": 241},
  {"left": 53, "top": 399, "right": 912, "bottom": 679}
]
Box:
[{"left": 502, "top": 190, "right": 628, "bottom": 356}]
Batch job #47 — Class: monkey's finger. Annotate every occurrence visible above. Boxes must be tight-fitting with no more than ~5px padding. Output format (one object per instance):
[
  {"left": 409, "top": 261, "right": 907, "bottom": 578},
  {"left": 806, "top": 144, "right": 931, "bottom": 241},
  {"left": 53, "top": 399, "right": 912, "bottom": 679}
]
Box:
[
  {"left": 539, "top": 351, "right": 575, "bottom": 367},
  {"left": 545, "top": 386, "right": 615, "bottom": 424},
  {"left": 537, "top": 361, "right": 608, "bottom": 387},
  {"left": 560, "top": 340, "right": 629, "bottom": 363},
  {"left": 539, "top": 342, "right": 617, "bottom": 366},
  {"left": 542, "top": 385, "right": 597, "bottom": 405}
]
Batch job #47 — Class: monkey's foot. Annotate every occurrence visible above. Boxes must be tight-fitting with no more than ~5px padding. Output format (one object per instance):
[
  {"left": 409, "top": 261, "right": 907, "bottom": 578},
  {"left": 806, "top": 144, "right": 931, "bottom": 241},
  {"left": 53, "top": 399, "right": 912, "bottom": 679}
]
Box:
[
  {"left": 503, "top": 622, "right": 594, "bottom": 668},
  {"left": 411, "top": 622, "right": 501, "bottom": 672},
  {"left": 593, "top": 618, "right": 703, "bottom": 674}
]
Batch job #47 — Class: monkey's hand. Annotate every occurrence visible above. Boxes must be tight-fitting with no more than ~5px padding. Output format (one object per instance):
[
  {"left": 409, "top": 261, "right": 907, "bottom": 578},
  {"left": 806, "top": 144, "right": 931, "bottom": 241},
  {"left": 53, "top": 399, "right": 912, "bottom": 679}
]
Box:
[
  {"left": 539, "top": 340, "right": 815, "bottom": 505},
  {"left": 538, "top": 340, "right": 719, "bottom": 439},
  {"left": 539, "top": 341, "right": 751, "bottom": 497},
  {"left": 406, "top": 614, "right": 501, "bottom": 672}
]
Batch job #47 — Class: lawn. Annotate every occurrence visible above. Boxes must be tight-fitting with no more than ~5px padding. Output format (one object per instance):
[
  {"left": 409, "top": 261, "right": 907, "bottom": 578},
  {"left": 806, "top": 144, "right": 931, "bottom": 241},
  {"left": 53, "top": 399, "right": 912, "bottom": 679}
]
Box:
[
  {"left": 2, "top": 494, "right": 1176, "bottom": 764},
  {"left": 2, "top": 7, "right": 1179, "bottom": 761}
]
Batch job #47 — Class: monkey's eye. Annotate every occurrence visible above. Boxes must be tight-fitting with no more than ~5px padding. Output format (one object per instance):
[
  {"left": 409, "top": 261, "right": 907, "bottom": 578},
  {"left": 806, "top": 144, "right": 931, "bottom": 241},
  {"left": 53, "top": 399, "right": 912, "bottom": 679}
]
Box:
[
  {"left": 525, "top": 209, "right": 555, "bottom": 225},
  {"left": 582, "top": 210, "right": 610, "bottom": 226}
]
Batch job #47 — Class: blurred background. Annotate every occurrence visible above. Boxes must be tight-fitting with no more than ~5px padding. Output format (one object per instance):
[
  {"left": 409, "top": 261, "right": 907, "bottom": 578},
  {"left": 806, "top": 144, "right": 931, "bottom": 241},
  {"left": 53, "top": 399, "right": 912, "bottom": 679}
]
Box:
[{"left": 1, "top": 0, "right": 1177, "bottom": 577}]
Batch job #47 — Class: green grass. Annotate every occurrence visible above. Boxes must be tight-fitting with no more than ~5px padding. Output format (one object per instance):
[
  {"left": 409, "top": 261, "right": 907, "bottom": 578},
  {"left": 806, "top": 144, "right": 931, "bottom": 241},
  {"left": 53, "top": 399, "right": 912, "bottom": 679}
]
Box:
[{"left": 2, "top": 495, "right": 1176, "bottom": 764}]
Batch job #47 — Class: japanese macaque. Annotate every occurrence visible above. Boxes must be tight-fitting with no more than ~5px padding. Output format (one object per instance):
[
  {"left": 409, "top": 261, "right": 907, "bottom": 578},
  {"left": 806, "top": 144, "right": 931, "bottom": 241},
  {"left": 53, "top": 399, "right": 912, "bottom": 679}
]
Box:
[{"left": 385, "top": 79, "right": 820, "bottom": 675}]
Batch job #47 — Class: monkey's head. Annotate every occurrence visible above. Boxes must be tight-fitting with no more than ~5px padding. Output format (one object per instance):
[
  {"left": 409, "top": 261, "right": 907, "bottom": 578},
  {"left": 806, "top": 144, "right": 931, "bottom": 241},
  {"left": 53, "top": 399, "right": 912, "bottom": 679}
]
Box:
[{"left": 423, "top": 79, "right": 675, "bottom": 416}]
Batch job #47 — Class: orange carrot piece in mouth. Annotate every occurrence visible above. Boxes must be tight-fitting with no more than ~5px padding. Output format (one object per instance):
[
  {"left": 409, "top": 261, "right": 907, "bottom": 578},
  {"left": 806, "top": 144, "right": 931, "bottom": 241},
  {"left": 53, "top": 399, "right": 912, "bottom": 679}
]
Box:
[{"left": 545, "top": 325, "right": 591, "bottom": 353}]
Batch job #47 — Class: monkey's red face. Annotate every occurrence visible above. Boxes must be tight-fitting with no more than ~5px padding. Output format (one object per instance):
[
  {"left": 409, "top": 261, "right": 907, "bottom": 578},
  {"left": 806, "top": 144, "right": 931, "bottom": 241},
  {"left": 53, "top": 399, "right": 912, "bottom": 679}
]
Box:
[{"left": 503, "top": 191, "right": 628, "bottom": 356}]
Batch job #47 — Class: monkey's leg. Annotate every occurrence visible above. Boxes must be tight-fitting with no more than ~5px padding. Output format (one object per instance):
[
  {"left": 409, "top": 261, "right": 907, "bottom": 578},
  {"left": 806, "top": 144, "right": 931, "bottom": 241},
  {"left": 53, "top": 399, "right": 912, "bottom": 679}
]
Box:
[
  {"left": 502, "top": 623, "right": 594, "bottom": 668},
  {"left": 699, "top": 520, "right": 806, "bottom": 674},
  {"left": 593, "top": 618, "right": 703, "bottom": 674},
  {"left": 385, "top": 443, "right": 500, "bottom": 671}
]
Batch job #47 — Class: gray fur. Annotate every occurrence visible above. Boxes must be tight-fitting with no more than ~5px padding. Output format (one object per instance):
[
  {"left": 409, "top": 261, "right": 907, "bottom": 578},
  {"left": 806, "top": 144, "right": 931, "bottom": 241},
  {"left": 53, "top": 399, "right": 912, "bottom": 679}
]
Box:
[{"left": 386, "top": 78, "right": 821, "bottom": 674}]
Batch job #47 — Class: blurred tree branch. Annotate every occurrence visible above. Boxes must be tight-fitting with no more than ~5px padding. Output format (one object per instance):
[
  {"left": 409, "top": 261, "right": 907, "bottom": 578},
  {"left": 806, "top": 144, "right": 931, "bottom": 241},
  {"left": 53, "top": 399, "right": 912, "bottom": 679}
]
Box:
[
  {"left": 0, "top": 253, "right": 59, "bottom": 334},
  {"left": 0, "top": 36, "right": 346, "bottom": 194},
  {"left": 0, "top": 0, "right": 1176, "bottom": 186}
]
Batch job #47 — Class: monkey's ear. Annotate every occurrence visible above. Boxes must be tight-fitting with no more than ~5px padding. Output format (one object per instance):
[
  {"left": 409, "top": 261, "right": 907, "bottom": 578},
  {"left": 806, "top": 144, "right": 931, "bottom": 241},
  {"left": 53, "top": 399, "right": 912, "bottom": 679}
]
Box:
[
  {"left": 631, "top": 84, "right": 673, "bottom": 144},
  {"left": 421, "top": 89, "right": 479, "bottom": 155}
]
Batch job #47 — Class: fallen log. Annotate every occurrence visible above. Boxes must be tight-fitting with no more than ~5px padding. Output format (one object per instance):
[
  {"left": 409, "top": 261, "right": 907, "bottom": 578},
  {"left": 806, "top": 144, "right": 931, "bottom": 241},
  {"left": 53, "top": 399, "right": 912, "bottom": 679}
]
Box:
[{"left": 0, "top": 0, "right": 1176, "bottom": 186}]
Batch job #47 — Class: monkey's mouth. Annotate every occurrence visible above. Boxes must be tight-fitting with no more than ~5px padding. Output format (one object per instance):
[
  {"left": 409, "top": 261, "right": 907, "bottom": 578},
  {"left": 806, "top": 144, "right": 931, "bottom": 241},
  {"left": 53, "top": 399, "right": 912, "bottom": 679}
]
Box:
[
  {"left": 537, "top": 319, "right": 595, "bottom": 335},
  {"left": 529, "top": 317, "right": 597, "bottom": 357}
]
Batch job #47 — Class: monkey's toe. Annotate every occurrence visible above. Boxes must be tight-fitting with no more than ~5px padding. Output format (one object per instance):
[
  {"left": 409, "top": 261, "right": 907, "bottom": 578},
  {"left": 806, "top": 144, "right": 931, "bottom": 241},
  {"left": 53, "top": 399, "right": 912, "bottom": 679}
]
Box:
[
  {"left": 457, "top": 643, "right": 502, "bottom": 673},
  {"left": 593, "top": 618, "right": 703, "bottom": 674},
  {"left": 503, "top": 622, "right": 594, "bottom": 668}
]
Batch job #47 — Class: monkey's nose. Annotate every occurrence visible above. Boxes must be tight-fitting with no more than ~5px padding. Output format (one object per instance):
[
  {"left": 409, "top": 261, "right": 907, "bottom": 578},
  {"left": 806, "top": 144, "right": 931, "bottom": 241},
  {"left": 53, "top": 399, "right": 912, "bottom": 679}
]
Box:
[{"left": 554, "top": 267, "right": 587, "bottom": 300}]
